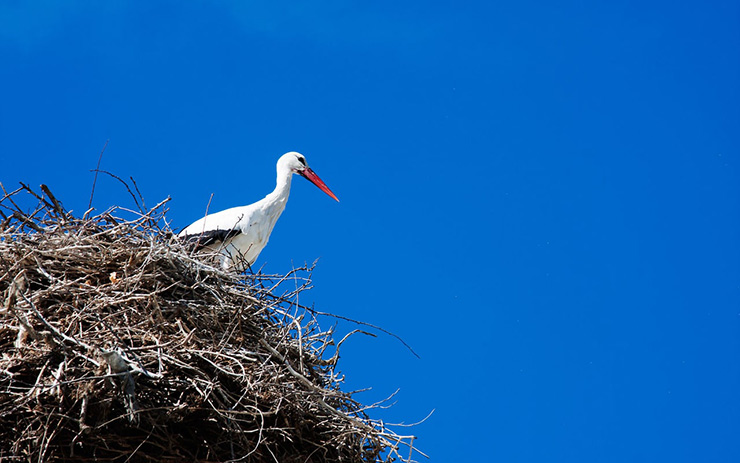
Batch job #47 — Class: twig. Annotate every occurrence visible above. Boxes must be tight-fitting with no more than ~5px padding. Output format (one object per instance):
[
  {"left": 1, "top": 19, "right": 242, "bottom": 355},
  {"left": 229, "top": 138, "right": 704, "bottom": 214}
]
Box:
[
  {"left": 88, "top": 139, "right": 109, "bottom": 210},
  {"left": 40, "top": 184, "right": 66, "bottom": 219},
  {"left": 309, "top": 307, "right": 420, "bottom": 359},
  {"left": 94, "top": 170, "right": 141, "bottom": 211}
]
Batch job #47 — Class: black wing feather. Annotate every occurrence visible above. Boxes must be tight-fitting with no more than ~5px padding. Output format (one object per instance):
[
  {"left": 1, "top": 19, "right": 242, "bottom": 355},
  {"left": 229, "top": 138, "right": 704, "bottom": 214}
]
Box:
[{"left": 182, "top": 228, "right": 242, "bottom": 251}]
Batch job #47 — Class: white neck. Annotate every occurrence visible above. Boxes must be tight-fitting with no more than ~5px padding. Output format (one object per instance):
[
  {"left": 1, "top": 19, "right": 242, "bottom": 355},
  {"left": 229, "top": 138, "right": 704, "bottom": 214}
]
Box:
[{"left": 264, "top": 163, "right": 294, "bottom": 207}]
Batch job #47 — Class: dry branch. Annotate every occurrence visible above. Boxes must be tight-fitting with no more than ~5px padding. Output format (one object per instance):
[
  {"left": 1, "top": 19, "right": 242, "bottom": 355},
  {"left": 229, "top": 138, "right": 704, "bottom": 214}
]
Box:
[{"left": 0, "top": 183, "right": 421, "bottom": 463}]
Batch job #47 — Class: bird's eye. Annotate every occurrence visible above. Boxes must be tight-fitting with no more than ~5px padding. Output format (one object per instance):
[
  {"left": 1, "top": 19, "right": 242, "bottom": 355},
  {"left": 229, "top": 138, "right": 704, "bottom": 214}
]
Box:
[{"left": 297, "top": 157, "right": 307, "bottom": 166}]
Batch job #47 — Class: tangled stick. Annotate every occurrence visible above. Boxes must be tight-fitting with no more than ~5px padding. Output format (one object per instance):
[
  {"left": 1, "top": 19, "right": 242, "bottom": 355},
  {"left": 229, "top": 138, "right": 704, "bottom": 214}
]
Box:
[{"left": 0, "top": 182, "right": 425, "bottom": 463}]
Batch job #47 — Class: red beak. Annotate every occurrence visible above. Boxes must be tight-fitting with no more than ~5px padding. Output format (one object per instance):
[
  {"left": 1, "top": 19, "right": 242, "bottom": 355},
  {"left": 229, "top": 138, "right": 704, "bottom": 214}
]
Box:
[{"left": 300, "top": 167, "right": 339, "bottom": 202}]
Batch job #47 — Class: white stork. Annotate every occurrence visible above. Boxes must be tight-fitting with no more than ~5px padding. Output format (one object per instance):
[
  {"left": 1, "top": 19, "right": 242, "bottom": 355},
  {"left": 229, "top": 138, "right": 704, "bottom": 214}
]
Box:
[{"left": 179, "top": 151, "right": 338, "bottom": 270}]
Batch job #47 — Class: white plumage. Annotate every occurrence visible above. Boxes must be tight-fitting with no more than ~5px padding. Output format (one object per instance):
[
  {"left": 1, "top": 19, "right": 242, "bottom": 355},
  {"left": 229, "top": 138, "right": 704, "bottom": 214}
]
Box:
[{"left": 180, "top": 152, "right": 338, "bottom": 270}]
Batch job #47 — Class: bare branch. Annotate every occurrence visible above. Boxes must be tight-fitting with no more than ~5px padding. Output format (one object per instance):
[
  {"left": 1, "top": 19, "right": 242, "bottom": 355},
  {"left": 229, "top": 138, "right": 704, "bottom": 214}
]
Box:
[{"left": 88, "top": 139, "right": 109, "bottom": 210}]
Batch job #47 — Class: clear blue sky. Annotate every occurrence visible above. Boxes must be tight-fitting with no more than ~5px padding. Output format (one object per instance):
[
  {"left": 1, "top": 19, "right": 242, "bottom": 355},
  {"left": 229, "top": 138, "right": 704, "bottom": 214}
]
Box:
[{"left": 2, "top": 2, "right": 739, "bottom": 462}]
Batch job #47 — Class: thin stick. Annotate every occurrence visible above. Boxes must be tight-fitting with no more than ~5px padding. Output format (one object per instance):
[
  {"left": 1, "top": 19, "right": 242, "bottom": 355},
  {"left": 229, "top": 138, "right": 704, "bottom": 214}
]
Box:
[
  {"left": 95, "top": 170, "right": 141, "bottom": 211},
  {"left": 40, "top": 184, "right": 65, "bottom": 218},
  {"left": 88, "top": 139, "right": 109, "bottom": 210}
]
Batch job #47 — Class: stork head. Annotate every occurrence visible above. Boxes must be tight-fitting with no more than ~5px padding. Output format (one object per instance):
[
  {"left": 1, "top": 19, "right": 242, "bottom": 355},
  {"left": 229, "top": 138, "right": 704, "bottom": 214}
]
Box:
[{"left": 278, "top": 152, "right": 339, "bottom": 202}]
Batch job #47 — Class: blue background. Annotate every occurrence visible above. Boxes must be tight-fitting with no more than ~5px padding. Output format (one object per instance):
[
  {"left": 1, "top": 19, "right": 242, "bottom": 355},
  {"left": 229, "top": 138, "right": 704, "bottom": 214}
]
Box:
[{"left": 2, "top": 2, "right": 739, "bottom": 461}]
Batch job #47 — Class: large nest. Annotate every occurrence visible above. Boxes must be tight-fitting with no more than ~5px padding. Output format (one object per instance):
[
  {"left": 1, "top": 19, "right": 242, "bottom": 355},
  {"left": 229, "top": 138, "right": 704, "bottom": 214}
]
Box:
[{"left": 0, "top": 183, "right": 421, "bottom": 462}]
